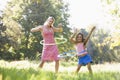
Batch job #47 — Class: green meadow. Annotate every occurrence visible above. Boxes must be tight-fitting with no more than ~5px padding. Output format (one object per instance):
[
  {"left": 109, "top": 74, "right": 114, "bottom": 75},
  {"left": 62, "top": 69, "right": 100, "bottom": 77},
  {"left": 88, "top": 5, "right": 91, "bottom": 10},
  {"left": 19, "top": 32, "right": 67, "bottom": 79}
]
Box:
[
  {"left": 1, "top": 0, "right": 120, "bottom": 80},
  {"left": 0, "top": 60, "right": 120, "bottom": 80}
]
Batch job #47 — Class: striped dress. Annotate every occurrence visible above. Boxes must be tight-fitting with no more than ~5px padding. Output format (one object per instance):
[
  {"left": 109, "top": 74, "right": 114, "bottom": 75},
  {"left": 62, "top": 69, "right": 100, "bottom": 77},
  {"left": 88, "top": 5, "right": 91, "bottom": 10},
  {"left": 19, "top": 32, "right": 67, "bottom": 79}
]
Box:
[{"left": 41, "top": 26, "right": 59, "bottom": 61}]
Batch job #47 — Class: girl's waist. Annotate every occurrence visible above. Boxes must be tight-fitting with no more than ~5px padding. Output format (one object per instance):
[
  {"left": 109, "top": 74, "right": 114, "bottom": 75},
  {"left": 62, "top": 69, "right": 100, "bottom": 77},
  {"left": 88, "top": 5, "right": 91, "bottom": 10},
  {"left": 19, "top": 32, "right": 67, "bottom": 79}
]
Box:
[{"left": 77, "top": 50, "right": 87, "bottom": 54}]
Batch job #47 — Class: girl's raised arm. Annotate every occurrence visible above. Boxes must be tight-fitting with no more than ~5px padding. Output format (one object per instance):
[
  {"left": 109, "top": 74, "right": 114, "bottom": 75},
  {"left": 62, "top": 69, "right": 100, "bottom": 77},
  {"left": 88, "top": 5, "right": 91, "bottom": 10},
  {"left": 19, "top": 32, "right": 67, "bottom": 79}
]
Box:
[
  {"left": 84, "top": 26, "right": 96, "bottom": 45},
  {"left": 69, "top": 27, "right": 78, "bottom": 44}
]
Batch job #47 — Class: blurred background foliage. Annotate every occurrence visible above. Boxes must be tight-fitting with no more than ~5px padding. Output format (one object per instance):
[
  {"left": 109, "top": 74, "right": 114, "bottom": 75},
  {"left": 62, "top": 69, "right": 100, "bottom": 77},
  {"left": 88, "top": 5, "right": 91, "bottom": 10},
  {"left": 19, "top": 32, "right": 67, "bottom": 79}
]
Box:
[{"left": 0, "top": 0, "right": 120, "bottom": 63}]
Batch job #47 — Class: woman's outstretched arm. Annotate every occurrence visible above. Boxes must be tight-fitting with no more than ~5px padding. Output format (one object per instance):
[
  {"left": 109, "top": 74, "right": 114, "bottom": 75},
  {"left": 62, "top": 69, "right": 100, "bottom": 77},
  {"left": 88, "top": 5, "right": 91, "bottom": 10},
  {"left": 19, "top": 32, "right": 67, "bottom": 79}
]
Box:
[
  {"left": 53, "top": 23, "right": 63, "bottom": 32},
  {"left": 31, "top": 26, "right": 42, "bottom": 32}
]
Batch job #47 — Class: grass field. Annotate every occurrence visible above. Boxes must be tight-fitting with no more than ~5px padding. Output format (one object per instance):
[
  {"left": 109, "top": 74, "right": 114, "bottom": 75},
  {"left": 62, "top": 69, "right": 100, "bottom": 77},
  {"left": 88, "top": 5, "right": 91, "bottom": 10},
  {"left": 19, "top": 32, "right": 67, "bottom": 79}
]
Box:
[{"left": 0, "top": 60, "right": 120, "bottom": 80}]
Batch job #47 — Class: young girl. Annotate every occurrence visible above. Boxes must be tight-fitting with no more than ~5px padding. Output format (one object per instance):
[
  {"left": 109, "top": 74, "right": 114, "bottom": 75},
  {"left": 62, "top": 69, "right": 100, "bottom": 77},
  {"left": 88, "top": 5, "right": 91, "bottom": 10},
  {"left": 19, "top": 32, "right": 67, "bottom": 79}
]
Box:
[
  {"left": 31, "top": 16, "right": 63, "bottom": 73},
  {"left": 70, "top": 26, "right": 95, "bottom": 74}
]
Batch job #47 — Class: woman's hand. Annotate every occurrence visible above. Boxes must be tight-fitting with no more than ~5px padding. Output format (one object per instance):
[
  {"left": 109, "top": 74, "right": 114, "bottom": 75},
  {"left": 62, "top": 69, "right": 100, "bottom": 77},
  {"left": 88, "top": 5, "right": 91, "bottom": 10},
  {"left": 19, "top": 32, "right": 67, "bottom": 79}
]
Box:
[
  {"left": 58, "top": 23, "right": 62, "bottom": 27},
  {"left": 58, "top": 23, "right": 63, "bottom": 32},
  {"left": 53, "top": 23, "right": 63, "bottom": 32}
]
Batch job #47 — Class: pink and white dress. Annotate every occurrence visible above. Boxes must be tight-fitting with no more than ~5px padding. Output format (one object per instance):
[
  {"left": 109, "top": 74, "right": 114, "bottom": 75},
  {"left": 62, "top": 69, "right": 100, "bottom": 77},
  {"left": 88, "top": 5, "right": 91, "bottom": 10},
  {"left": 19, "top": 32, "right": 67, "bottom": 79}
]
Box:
[{"left": 41, "top": 26, "right": 59, "bottom": 61}]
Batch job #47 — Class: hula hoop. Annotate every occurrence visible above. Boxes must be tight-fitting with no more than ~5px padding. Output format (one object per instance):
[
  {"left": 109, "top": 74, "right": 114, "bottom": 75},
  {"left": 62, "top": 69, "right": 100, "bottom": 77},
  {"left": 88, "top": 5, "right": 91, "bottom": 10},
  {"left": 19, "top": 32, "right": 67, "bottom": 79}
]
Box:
[
  {"left": 58, "top": 53, "right": 76, "bottom": 58},
  {"left": 40, "top": 37, "right": 67, "bottom": 45},
  {"left": 58, "top": 50, "right": 77, "bottom": 59}
]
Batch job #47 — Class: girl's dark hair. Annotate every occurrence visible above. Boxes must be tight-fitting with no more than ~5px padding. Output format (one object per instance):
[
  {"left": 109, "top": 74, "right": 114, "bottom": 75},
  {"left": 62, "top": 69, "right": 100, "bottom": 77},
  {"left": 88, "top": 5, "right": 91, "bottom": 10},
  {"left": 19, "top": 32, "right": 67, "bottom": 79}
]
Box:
[{"left": 75, "top": 33, "right": 85, "bottom": 42}]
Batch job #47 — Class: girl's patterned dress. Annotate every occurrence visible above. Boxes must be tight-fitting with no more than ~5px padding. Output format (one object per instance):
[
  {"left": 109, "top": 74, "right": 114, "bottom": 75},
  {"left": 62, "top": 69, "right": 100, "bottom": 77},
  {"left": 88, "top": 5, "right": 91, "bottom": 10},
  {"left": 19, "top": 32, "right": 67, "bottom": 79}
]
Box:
[
  {"left": 41, "top": 26, "right": 59, "bottom": 61},
  {"left": 75, "top": 43, "right": 92, "bottom": 65}
]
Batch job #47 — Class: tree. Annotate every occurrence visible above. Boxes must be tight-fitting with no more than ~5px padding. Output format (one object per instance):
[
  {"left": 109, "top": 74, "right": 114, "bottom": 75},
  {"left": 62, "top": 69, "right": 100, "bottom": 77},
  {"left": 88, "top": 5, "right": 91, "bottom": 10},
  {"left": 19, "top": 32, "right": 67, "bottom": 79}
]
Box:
[
  {"left": 2, "top": 0, "right": 71, "bottom": 60},
  {"left": 0, "top": 16, "right": 16, "bottom": 60},
  {"left": 100, "top": 0, "right": 120, "bottom": 62}
]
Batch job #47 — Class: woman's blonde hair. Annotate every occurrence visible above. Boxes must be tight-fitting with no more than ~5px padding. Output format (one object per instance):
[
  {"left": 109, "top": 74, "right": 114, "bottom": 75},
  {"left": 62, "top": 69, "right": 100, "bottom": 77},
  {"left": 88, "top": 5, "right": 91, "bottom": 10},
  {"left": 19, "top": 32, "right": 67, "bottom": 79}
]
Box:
[
  {"left": 47, "top": 16, "right": 55, "bottom": 21},
  {"left": 44, "top": 16, "right": 55, "bottom": 27}
]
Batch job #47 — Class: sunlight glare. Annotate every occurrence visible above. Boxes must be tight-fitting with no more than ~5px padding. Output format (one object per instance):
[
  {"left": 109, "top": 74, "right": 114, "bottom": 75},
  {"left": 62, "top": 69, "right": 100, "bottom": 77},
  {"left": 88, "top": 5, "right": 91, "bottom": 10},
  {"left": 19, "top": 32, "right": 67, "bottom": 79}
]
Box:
[{"left": 64, "top": 0, "right": 115, "bottom": 31}]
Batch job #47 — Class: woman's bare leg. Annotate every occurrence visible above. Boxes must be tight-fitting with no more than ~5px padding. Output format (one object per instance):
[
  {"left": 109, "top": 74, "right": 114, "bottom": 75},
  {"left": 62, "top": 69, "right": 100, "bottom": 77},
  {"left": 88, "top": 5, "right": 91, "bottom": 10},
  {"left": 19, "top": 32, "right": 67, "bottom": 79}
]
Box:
[
  {"left": 39, "top": 60, "right": 45, "bottom": 68},
  {"left": 55, "top": 60, "right": 59, "bottom": 73}
]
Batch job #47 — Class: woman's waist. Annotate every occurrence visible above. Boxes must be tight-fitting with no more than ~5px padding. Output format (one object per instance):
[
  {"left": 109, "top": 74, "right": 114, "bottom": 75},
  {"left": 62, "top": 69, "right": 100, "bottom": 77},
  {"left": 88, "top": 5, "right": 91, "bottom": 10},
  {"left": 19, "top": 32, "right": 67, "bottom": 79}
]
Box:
[
  {"left": 43, "top": 40, "right": 56, "bottom": 45},
  {"left": 44, "top": 41, "right": 55, "bottom": 43}
]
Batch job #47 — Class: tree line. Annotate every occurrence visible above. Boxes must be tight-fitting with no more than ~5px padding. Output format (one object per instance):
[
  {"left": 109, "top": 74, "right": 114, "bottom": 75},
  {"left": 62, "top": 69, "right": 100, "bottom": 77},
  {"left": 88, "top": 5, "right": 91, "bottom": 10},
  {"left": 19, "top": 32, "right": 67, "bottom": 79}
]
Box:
[{"left": 0, "top": 0, "right": 120, "bottom": 63}]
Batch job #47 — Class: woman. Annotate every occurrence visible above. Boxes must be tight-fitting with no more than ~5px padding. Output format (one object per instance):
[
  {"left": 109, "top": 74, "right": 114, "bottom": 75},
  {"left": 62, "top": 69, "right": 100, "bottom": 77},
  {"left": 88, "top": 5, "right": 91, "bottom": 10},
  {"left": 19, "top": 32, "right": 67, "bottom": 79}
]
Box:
[{"left": 31, "top": 16, "right": 63, "bottom": 73}]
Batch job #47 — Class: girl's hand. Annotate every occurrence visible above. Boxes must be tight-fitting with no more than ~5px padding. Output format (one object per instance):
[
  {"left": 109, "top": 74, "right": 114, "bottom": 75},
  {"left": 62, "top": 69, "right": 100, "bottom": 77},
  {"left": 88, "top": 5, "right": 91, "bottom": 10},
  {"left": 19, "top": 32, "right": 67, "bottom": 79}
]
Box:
[
  {"left": 77, "top": 53, "right": 87, "bottom": 57},
  {"left": 76, "top": 54, "right": 79, "bottom": 57},
  {"left": 76, "top": 54, "right": 83, "bottom": 57},
  {"left": 92, "top": 26, "right": 96, "bottom": 31},
  {"left": 73, "top": 27, "right": 78, "bottom": 34}
]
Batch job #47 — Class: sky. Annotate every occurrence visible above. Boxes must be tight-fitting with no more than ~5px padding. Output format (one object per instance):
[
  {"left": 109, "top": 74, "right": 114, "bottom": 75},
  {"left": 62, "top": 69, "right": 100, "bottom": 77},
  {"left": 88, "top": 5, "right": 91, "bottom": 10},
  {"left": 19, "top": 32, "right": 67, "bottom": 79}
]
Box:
[
  {"left": 0, "top": 0, "right": 8, "bottom": 10},
  {"left": 0, "top": 0, "right": 8, "bottom": 16},
  {"left": 0, "top": 0, "right": 117, "bottom": 31},
  {"left": 63, "top": 0, "right": 116, "bottom": 31},
  {"left": 64, "top": 0, "right": 103, "bottom": 27}
]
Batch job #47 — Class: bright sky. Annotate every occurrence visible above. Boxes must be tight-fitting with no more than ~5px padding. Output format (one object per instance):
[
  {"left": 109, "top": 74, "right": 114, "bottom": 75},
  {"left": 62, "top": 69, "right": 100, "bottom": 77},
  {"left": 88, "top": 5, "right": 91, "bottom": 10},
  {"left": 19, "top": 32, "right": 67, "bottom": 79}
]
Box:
[
  {"left": 63, "top": 0, "right": 116, "bottom": 31},
  {"left": 65, "top": 0, "right": 102, "bottom": 27},
  {"left": 0, "top": 0, "right": 8, "bottom": 10},
  {"left": 0, "top": 0, "right": 8, "bottom": 16}
]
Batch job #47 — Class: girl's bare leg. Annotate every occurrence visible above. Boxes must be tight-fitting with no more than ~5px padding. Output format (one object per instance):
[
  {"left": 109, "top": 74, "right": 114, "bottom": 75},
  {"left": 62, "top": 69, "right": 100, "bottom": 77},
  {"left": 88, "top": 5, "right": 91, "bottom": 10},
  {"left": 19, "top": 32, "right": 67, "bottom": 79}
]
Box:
[
  {"left": 55, "top": 60, "right": 59, "bottom": 73},
  {"left": 75, "top": 64, "right": 82, "bottom": 74},
  {"left": 87, "top": 63, "right": 93, "bottom": 75}
]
